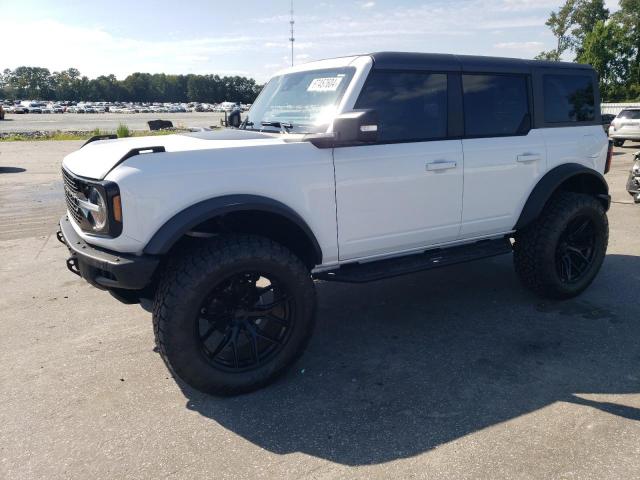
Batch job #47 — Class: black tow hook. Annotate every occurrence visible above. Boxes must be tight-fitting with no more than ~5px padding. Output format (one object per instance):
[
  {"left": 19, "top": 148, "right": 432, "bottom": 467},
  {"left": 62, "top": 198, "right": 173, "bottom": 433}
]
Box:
[
  {"left": 56, "top": 229, "right": 66, "bottom": 246},
  {"left": 66, "top": 257, "right": 81, "bottom": 277}
]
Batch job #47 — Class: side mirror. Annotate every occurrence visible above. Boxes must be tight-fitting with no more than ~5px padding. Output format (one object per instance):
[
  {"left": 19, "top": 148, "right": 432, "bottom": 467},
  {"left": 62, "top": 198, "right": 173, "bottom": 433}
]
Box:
[
  {"left": 306, "top": 109, "right": 379, "bottom": 148},
  {"left": 332, "top": 109, "right": 379, "bottom": 145}
]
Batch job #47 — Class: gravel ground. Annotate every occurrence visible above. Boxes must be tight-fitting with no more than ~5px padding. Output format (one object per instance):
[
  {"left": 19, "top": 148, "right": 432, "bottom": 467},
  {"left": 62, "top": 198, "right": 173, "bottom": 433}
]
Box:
[
  {"left": 0, "top": 112, "right": 230, "bottom": 133},
  {"left": 0, "top": 140, "right": 639, "bottom": 479}
]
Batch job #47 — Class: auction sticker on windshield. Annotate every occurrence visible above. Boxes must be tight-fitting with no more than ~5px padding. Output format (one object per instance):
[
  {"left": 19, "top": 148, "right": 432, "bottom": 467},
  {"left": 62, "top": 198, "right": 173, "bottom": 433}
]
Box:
[{"left": 307, "top": 76, "right": 344, "bottom": 92}]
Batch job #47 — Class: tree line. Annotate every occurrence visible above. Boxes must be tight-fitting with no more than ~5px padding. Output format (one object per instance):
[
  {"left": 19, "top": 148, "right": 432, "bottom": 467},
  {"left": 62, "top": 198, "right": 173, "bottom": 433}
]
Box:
[
  {"left": 537, "top": 0, "right": 640, "bottom": 101},
  {"left": 0, "top": 67, "right": 263, "bottom": 104}
]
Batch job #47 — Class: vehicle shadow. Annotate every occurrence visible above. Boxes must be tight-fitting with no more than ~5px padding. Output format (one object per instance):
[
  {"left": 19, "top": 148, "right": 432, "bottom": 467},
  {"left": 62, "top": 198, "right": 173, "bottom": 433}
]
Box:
[
  {"left": 180, "top": 253, "right": 640, "bottom": 466},
  {"left": 0, "top": 167, "right": 26, "bottom": 174}
]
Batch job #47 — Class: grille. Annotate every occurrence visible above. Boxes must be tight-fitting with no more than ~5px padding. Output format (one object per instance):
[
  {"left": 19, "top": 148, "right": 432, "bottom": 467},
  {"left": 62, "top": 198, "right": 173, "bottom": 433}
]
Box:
[{"left": 62, "top": 168, "right": 85, "bottom": 225}]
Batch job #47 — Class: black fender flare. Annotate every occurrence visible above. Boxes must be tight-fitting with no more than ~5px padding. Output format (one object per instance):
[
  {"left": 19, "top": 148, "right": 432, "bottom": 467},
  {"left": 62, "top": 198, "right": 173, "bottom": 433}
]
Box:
[
  {"left": 514, "top": 163, "right": 610, "bottom": 230},
  {"left": 143, "top": 194, "right": 323, "bottom": 263}
]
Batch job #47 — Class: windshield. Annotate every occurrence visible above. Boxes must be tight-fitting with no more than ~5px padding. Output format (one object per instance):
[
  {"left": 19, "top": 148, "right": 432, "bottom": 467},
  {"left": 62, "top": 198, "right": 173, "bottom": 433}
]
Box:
[{"left": 245, "top": 67, "right": 356, "bottom": 134}]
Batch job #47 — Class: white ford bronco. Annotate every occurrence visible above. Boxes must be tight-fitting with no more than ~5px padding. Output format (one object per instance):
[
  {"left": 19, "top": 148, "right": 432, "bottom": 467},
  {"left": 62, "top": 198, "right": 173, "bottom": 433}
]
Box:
[{"left": 58, "top": 52, "right": 613, "bottom": 395}]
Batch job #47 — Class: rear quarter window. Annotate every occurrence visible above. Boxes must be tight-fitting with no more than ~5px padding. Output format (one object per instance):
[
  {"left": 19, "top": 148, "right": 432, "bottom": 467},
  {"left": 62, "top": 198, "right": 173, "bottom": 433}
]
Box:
[{"left": 543, "top": 74, "right": 595, "bottom": 123}]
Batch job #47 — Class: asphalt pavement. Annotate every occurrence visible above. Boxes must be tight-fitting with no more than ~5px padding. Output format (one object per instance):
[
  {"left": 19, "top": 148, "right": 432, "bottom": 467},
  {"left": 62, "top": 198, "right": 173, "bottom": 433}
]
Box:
[{"left": 0, "top": 140, "right": 639, "bottom": 479}]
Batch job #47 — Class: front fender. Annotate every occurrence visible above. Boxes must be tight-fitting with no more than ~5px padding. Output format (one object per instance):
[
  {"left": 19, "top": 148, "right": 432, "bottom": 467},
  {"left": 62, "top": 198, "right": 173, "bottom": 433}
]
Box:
[{"left": 143, "top": 194, "right": 323, "bottom": 263}]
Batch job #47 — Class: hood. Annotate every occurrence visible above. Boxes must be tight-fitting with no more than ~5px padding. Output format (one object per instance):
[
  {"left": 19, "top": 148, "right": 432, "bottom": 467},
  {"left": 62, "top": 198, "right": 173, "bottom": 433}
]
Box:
[{"left": 62, "top": 129, "right": 284, "bottom": 180}]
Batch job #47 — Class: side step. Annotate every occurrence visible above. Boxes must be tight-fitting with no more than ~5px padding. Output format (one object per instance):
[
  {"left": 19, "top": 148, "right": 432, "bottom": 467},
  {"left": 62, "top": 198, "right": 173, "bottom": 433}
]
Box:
[{"left": 314, "top": 238, "right": 513, "bottom": 283}]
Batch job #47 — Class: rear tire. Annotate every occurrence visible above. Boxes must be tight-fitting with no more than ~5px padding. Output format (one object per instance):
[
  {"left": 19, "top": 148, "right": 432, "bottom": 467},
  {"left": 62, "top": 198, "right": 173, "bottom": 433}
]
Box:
[
  {"left": 613, "top": 139, "right": 625, "bottom": 147},
  {"left": 153, "top": 234, "right": 316, "bottom": 395},
  {"left": 513, "top": 192, "right": 608, "bottom": 299}
]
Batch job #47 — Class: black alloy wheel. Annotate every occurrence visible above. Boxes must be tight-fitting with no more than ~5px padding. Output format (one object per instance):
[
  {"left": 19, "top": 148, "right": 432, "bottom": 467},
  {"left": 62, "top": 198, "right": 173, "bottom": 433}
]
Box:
[
  {"left": 555, "top": 215, "right": 597, "bottom": 284},
  {"left": 196, "top": 272, "right": 294, "bottom": 372}
]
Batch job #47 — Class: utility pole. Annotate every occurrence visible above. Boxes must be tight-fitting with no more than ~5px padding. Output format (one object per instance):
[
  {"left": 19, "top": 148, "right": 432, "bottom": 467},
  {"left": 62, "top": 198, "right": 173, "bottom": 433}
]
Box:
[{"left": 289, "top": 0, "right": 295, "bottom": 67}]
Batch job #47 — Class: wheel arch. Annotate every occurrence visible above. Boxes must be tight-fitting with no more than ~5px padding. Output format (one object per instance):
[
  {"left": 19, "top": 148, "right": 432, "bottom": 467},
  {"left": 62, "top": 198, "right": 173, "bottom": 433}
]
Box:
[
  {"left": 515, "top": 163, "right": 610, "bottom": 231},
  {"left": 143, "top": 194, "right": 323, "bottom": 268}
]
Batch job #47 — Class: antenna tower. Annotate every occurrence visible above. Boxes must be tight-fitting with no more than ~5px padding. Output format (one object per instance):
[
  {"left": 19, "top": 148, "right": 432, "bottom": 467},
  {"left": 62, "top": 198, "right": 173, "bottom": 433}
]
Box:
[{"left": 289, "top": 0, "right": 295, "bottom": 66}]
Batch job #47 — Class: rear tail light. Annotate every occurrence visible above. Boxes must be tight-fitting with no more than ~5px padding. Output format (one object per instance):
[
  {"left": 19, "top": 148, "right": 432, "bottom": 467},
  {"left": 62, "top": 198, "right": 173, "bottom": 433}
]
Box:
[{"left": 604, "top": 140, "right": 613, "bottom": 174}]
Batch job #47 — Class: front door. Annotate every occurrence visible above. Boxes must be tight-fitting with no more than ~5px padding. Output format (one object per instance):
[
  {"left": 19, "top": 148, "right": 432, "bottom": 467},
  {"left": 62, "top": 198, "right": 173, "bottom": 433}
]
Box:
[{"left": 333, "top": 70, "right": 463, "bottom": 261}]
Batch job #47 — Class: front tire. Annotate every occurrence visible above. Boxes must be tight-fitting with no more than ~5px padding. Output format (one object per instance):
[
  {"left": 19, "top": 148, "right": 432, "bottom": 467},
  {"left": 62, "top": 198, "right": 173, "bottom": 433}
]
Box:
[
  {"left": 153, "top": 235, "right": 316, "bottom": 395},
  {"left": 613, "top": 139, "right": 625, "bottom": 147},
  {"left": 513, "top": 192, "right": 608, "bottom": 299}
]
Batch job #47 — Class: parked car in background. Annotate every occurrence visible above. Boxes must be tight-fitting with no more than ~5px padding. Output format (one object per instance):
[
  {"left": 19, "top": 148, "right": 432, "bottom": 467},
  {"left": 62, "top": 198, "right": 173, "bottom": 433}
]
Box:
[
  {"left": 609, "top": 108, "right": 640, "bottom": 146},
  {"left": 20, "top": 101, "right": 42, "bottom": 113},
  {"left": 12, "top": 105, "right": 28, "bottom": 114}
]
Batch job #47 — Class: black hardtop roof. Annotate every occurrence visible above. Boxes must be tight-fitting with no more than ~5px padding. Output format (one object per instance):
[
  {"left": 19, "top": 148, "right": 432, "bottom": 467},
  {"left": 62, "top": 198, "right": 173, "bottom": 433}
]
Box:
[{"left": 368, "top": 52, "right": 594, "bottom": 74}]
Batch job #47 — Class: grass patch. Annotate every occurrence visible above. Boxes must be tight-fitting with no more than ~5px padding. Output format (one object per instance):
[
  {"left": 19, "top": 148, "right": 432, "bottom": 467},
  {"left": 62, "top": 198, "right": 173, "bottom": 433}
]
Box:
[
  {"left": 116, "top": 123, "right": 130, "bottom": 138},
  {"left": 0, "top": 131, "right": 90, "bottom": 142},
  {"left": 0, "top": 128, "right": 187, "bottom": 142}
]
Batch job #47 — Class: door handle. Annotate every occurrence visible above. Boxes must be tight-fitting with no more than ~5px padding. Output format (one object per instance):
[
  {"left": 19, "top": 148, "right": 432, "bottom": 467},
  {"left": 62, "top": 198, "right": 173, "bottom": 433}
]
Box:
[
  {"left": 426, "top": 161, "right": 457, "bottom": 171},
  {"left": 516, "top": 154, "right": 541, "bottom": 163}
]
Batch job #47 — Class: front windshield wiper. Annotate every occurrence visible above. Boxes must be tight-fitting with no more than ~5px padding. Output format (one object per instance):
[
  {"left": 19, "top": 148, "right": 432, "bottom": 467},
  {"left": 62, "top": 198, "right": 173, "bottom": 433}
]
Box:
[{"left": 260, "top": 121, "right": 293, "bottom": 133}]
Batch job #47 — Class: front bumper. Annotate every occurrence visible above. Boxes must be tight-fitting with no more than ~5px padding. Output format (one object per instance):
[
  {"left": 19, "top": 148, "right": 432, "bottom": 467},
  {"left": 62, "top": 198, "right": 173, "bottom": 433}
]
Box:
[{"left": 57, "top": 215, "right": 159, "bottom": 291}]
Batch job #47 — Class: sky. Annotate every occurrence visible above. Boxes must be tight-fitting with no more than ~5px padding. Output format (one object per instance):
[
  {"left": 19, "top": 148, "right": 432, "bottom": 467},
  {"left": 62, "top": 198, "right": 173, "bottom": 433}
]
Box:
[{"left": 0, "top": 0, "right": 621, "bottom": 82}]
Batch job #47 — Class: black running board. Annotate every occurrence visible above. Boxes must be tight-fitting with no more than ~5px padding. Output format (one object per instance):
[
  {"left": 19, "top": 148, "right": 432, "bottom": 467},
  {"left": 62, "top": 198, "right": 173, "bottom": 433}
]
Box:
[{"left": 314, "top": 238, "right": 513, "bottom": 283}]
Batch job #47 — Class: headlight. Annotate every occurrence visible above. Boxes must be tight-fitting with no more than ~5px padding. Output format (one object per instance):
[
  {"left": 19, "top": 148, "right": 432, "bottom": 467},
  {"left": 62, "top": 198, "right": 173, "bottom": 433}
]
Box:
[
  {"left": 63, "top": 167, "right": 122, "bottom": 237},
  {"left": 87, "top": 187, "right": 107, "bottom": 231}
]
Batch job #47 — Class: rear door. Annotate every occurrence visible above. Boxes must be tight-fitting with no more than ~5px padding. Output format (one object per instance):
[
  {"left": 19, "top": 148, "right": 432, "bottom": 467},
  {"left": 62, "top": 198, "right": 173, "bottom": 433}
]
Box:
[
  {"left": 333, "top": 70, "right": 464, "bottom": 260},
  {"left": 459, "top": 73, "right": 547, "bottom": 238}
]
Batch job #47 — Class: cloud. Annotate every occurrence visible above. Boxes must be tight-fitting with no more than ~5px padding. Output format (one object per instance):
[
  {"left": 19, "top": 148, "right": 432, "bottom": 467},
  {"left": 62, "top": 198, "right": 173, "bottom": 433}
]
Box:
[
  {"left": 0, "top": 19, "right": 266, "bottom": 79},
  {"left": 494, "top": 41, "right": 544, "bottom": 52},
  {"left": 360, "top": 1, "right": 376, "bottom": 8}
]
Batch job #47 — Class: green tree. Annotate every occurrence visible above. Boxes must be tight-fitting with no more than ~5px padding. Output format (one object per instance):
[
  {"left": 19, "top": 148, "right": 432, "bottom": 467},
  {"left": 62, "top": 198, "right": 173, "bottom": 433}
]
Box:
[
  {"left": 578, "top": 20, "right": 632, "bottom": 99},
  {"left": 536, "top": 0, "right": 576, "bottom": 61},
  {"left": 7, "top": 66, "right": 53, "bottom": 99},
  {"left": 0, "top": 66, "right": 262, "bottom": 103},
  {"left": 571, "top": 0, "right": 610, "bottom": 56},
  {"left": 614, "top": 0, "right": 640, "bottom": 85}
]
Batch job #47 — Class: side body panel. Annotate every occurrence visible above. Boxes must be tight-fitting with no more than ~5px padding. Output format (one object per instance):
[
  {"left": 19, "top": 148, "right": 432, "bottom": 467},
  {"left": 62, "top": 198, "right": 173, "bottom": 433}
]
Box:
[
  {"left": 71, "top": 142, "right": 339, "bottom": 264},
  {"left": 460, "top": 130, "right": 547, "bottom": 238},
  {"left": 540, "top": 125, "right": 609, "bottom": 175}
]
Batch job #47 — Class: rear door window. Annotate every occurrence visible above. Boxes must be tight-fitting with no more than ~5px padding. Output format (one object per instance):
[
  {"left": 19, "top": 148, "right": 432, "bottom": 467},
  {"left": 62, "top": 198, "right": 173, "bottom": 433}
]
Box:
[
  {"left": 543, "top": 74, "right": 595, "bottom": 123},
  {"left": 462, "top": 74, "right": 530, "bottom": 137},
  {"left": 355, "top": 71, "right": 448, "bottom": 142}
]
